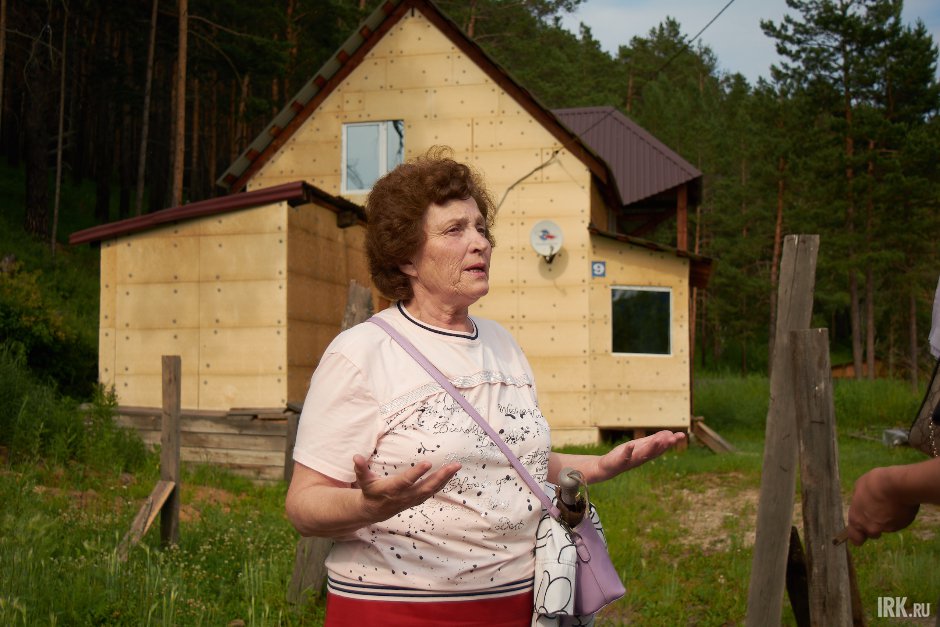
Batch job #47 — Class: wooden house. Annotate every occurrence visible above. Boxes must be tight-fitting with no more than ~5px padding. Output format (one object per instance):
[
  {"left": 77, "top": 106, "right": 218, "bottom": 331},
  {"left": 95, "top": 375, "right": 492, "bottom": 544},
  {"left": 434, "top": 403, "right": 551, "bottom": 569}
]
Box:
[{"left": 71, "top": 0, "right": 711, "bottom": 479}]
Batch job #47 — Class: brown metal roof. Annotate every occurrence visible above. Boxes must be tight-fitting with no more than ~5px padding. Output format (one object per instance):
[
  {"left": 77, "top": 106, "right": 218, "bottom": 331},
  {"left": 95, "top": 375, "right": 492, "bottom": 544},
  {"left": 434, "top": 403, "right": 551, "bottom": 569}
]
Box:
[
  {"left": 553, "top": 107, "right": 702, "bottom": 207},
  {"left": 69, "top": 181, "right": 365, "bottom": 245},
  {"left": 588, "top": 224, "right": 713, "bottom": 289}
]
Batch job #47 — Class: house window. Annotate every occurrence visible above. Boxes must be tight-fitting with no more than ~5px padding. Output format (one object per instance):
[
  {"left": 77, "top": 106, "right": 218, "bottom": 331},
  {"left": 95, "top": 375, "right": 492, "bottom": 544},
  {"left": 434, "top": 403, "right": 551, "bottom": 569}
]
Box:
[
  {"left": 611, "top": 286, "right": 671, "bottom": 355},
  {"left": 342, "top": 120, "right": 404, "bottom": 193}
]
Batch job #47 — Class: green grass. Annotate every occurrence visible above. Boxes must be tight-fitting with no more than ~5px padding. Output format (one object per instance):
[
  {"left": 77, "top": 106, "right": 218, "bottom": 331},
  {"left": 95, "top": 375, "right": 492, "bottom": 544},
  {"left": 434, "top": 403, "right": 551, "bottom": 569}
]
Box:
[{"left": 2, "top": 373, "right": 938, "bottom": 626}]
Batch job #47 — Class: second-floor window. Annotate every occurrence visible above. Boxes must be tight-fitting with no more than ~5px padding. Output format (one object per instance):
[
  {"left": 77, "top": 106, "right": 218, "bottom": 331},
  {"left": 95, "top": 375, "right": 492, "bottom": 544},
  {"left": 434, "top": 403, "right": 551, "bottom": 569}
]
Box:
[{"left": 342, "top": 120, "right": 404, "bottom": 193}]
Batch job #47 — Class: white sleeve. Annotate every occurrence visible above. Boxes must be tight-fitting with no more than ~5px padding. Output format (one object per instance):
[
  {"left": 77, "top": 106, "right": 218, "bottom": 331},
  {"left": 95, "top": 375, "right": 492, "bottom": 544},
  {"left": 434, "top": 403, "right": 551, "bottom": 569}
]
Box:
[{"left": 292, "top": 350, "right": 382, "bottom": 483}]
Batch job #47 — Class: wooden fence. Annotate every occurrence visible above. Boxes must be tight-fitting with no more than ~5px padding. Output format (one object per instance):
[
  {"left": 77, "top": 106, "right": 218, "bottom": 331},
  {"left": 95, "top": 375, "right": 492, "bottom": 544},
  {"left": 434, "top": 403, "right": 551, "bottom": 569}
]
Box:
[{"left": 114, "top": 406, "right": 293, "bottom": 483}]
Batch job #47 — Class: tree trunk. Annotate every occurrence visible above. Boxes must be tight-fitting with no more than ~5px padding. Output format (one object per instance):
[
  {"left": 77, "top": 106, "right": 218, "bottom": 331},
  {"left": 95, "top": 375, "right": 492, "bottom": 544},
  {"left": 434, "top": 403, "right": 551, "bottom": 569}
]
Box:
[
  {"left": 0, "top": 0, "right": 7, "bottom": 136},
  {"left": 51, "top": 8, "right": 69, "bottom": 256},
  {"left": 864, "top": 142, "right": 876, "bottom": 379},
  {"left": 466, "top": 0, "right": 477, "bottom": 37},
  {"left": 191, "top": 76, "right": 200, "bottom": 199},
  {"left": 909, "top": 292, "right": 918, "bottom": 392},
  {"left": 170, "top": 0, "right": 188, "bottom": 207},
  {"left": 849, "top": 272, "right": 863, "bottom": 380},
  {"left": 135, "top": 0, "right": 159, "bottom": 215},
  {"left": 625, "top": 67, "right": 634, "bottom": 114},
  {"left": 118, "top": 32, "right": 134, "bottom": 218},
  {"left": 841, "top": 38, "right": 863, "bottom": 380},
  {"left": 865, "top": 267, "right": 875, "bottom": 379},
  {"left": 285, "top": 0, "right": 298, "bottom": 98},
  {"left": 768, "top": 156, "right": 786, "bottom": 369},
  {"left": 208, "top": 70, "right": 218, "bottom": 193},
  {"left": 24, "top": 19, "right": 52, "bottom": 238},
  {"left": 887, "top": 313, "right": 895, "bottom": 378}
]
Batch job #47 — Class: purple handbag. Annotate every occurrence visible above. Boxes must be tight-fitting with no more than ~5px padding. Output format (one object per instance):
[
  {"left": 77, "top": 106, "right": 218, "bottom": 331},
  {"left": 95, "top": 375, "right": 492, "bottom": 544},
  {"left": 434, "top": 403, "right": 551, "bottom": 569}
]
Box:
[{"left": 369, "top": 317, "right": 626, "bottom": 616}]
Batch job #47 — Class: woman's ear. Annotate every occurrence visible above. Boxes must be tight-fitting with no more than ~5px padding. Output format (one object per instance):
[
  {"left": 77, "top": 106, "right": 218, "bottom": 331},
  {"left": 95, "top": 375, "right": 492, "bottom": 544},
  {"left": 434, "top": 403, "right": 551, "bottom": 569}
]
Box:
[{"left": 399, "top": 261, "right": 417, "bottom": 278}]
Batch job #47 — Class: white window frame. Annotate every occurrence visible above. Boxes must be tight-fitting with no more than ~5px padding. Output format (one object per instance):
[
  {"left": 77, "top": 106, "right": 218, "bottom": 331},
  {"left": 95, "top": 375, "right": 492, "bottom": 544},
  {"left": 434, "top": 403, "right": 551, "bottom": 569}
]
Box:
[
  {"left": 610, "top": 285, "right": 673, "bottom": 356},
  {"left": 341, "top": 120, "right": 404, "bottom": 194}
]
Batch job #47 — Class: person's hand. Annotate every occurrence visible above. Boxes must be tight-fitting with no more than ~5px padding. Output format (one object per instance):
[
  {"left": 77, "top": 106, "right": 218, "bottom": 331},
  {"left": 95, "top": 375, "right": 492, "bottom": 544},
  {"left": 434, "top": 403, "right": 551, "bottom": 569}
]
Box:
[
  {"left": 846, "top": 466, "right": 920, "bottom": 546},
  {"left": 596, "top": 430, "right": 686, "bottom": 481},
  {"left": 353, "top": 454, "right": 461, "bottom": 523}
]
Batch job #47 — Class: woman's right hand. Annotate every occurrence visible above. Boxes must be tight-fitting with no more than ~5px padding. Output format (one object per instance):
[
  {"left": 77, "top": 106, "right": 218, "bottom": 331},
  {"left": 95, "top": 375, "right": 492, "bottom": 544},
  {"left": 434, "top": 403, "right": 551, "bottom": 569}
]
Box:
[{"left": 353, "top": 454, "right": 462, "bottom": 522}]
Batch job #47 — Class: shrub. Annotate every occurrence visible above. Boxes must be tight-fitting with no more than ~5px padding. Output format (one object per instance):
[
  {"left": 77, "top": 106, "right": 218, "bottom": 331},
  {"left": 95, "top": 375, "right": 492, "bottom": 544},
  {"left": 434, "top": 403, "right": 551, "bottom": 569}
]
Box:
[
  {"left": 0, "top": 258, "right": 97, "bottom": 399},
  {"left": 0, "top": 344, "right": 146, "bottom": 472}
]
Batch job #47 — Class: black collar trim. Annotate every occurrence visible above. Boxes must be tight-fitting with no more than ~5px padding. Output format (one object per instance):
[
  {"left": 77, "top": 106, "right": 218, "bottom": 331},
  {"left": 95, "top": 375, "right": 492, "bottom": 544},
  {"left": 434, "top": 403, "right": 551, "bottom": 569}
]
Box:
[{"left": 397, "top": 302, "right": 479, "bottom": 340}]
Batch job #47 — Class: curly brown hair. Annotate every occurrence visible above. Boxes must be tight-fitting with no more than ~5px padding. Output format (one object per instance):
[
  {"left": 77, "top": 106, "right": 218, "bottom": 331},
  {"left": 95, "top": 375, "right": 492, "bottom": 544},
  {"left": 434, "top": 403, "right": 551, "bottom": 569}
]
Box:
[{"left": 365, "top": 147, "right": 496, "bottom": 301}]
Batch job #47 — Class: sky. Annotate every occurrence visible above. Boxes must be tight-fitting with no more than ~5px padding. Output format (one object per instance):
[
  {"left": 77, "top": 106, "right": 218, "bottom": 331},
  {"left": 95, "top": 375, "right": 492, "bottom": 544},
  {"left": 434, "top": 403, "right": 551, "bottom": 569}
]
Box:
[{"left": 558, "top": 0, "right": 940, "bottom": 85}]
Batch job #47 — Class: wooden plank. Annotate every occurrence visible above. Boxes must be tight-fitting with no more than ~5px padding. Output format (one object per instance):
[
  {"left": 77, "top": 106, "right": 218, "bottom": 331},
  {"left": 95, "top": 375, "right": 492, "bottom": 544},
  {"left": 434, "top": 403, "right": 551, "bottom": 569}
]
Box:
[
  {"left": 288, "top": 535, "right": 334, "bottom": 605},
  {"left": 745, "top": 234, "right": 819, "bottom": 627},
  {"left": 117, "top": 479, "right": 176, "bottom": 561},
  {"left": 115, "top": 411, "right": 288, "bottom": 436},
  {"left": 161, "top": 356, "right": 182, "bottom": 547},
  {"left": 178, "top": 446, "right": 284, "bottom": 467},
  {"left": 132, "top": 429, "right": 285, "bottom": 452},
  {"left": 791, "top": 328, "right": 851, "bottom": 626},
  {"left": 692, "top": 420, "right": 736, "bottom": 454}
]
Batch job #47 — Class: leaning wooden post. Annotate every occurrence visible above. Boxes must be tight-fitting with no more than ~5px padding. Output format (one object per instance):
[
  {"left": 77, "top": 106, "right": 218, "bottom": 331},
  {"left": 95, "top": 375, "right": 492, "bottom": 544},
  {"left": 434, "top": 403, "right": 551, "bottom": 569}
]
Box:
[
  {"left": 160, "top": 355, "right": 181, "bottom": 547},
  {"left": 284, "top": 413, "right": 300, "bottom": 484},
  {"left": 745, "top": 234, "right": 819, "bottom": 626},
  {"left": 791, "top": 328, "right": 852, "bottom": 625}
]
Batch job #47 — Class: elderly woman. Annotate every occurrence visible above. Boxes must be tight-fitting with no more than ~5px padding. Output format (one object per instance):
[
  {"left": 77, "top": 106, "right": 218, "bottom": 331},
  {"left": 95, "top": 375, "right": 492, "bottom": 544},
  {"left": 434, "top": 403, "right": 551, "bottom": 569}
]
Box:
[{"left": 285, "top": 148, "right": 684, "bottom": 626}]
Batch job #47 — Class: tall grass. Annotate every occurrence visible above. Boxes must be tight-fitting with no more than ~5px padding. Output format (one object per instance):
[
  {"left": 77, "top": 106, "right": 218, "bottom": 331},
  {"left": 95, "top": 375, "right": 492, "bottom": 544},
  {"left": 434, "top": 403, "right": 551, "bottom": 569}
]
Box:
[
  {"left": 1, "top": 374, "right": 938, "bottom": 626},
  {"left": 0, "top": 344, "right": 146, "bottom": 472}
]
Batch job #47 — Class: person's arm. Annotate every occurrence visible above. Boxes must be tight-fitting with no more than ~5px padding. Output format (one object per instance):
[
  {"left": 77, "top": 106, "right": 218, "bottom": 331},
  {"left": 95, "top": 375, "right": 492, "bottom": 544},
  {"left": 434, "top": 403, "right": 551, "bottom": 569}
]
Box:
[
  {"left": 547, "top": 430, "right": 686, "bottom": 485},
  {"left": 846, "top": 456, "right": 940, "bottom": 546},
  {"left": 285, "top": 454, "right": 462, "bottom": 538}
]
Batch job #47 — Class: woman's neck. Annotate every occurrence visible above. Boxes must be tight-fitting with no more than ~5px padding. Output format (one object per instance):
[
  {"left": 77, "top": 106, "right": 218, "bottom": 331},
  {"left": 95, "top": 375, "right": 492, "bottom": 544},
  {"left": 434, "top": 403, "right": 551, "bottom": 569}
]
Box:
[{"left": 401, "top": 299, "right": 473, "bottom": 333}]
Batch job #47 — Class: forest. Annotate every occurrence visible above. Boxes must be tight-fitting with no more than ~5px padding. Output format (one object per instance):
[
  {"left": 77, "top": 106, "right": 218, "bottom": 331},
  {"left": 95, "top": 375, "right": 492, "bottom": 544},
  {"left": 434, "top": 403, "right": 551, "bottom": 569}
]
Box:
[{"left": 4, "top": 0, "right": 940, "bottom": 382}]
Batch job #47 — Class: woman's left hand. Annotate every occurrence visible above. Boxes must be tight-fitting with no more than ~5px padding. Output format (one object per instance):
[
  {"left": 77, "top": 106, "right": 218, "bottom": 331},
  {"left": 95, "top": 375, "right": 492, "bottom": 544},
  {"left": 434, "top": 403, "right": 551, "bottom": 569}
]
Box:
[{"left": 596, "top": 430, "right": 686, "bottom": 482}]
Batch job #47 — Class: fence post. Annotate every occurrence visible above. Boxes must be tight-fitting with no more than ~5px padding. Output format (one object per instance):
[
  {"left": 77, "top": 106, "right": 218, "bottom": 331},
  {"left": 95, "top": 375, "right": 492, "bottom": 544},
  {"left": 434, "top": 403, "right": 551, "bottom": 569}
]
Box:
[
  {"left": 791, "top": 328, "right": 852, "bottom": 626},
  {"left": 746, "top": 234, "right": 819, "bottom": 627},
  {"left": 287, "top": 280, "right": 373, "bottom": 605},
  {"left": 160, "top": 355, "right": 181, "bottom": 547}
]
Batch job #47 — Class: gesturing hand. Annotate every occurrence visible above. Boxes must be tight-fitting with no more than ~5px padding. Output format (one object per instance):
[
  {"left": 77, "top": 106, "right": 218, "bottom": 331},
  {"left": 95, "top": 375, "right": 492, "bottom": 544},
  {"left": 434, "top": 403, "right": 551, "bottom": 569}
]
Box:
[
  {"left": 353, "top": 454, "right": 462, "bottom": 524},
  {"left": 846, "top": 467, "right": 920, "bottom": 546},
  {"left": 596, "top": 430, "right": 686, "bottom": 481}
]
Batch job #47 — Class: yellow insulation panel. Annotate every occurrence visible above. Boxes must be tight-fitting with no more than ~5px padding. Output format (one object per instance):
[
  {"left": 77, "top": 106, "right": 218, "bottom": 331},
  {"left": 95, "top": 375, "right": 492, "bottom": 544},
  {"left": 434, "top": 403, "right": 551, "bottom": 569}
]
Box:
[
  {"left": 198, "top": 234, "right": 286, "bottom": 283},
  {"left": 116, "top": 283, "right": 200, "bottom": 330}
]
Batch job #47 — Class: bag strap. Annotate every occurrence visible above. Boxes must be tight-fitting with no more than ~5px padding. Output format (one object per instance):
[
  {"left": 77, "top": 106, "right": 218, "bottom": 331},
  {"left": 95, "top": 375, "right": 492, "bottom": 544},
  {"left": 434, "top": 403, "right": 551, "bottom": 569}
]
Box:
[{"left": 368, "top": 316, "right": 560, "bottom": 518}]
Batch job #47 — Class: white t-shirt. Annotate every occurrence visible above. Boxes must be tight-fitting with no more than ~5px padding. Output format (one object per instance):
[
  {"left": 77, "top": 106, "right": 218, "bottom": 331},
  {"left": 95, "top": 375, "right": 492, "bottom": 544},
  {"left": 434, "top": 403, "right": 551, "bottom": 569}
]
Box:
[{"left": 293, "top": 303, "right": 552, "bottom": 592}]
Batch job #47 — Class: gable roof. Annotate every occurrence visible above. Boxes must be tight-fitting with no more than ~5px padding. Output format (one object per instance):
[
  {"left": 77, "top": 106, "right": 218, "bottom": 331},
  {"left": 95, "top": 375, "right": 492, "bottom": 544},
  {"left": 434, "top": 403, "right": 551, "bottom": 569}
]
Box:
[
  {"left": 69, "top": 181, "right": 364, "bottom": 245},
  {"left": 553, "top": 107, "right": 702, "bottom": 207},
  {"left": 216, "top": 0, "right": 615, "bottom": 202}
]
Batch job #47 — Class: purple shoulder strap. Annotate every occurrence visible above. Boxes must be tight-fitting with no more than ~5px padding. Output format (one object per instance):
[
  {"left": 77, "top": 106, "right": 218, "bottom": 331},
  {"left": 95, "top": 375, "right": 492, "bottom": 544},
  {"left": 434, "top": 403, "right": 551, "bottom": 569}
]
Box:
[{"left": 368, "top": 316, "right": 559, "bottom": 518}]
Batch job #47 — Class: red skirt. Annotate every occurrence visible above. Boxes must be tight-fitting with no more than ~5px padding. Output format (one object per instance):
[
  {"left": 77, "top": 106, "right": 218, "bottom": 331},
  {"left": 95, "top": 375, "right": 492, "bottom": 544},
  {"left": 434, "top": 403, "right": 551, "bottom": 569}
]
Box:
[{"left": 324, "top": 580, "right": 533, "bottom": 627}]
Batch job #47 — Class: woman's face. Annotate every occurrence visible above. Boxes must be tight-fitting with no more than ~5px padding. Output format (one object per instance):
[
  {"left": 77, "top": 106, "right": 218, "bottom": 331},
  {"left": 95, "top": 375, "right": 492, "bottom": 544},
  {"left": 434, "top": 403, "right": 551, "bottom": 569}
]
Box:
[{"left": 401, "top": 197, "right": 492, "bottom": 312}]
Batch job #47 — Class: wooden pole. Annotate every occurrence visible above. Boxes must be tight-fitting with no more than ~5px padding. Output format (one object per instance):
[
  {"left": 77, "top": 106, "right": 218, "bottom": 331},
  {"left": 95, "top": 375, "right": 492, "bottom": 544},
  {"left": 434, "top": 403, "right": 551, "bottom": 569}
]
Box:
[
  {"left": 160, "top": 355, "right": 181, "bottom": 547},
  {"left": 287, "top": 280, "right": 373, "bottom": 604},
  {"left": 791, "top": 328, "right": 852, "bottom": 626},
  {"left": 284, "top": 413, "right": 299, "bottom": 484},
  {"left": 745, "top": 234, "right": 819, "bottom": 627}
]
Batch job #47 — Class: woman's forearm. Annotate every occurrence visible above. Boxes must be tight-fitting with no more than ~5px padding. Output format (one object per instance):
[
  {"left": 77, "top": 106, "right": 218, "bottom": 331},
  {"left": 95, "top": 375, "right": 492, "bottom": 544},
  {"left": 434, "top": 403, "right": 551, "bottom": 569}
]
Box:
[
  {"left": 285, "top": 478, "right": 377, "bottom": 538},
  {"left": 879, "top": 457, "right": 940, "bottom": 506},
  {"left": 548, "top": 431, "right": 686, "bottom": 486}
]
